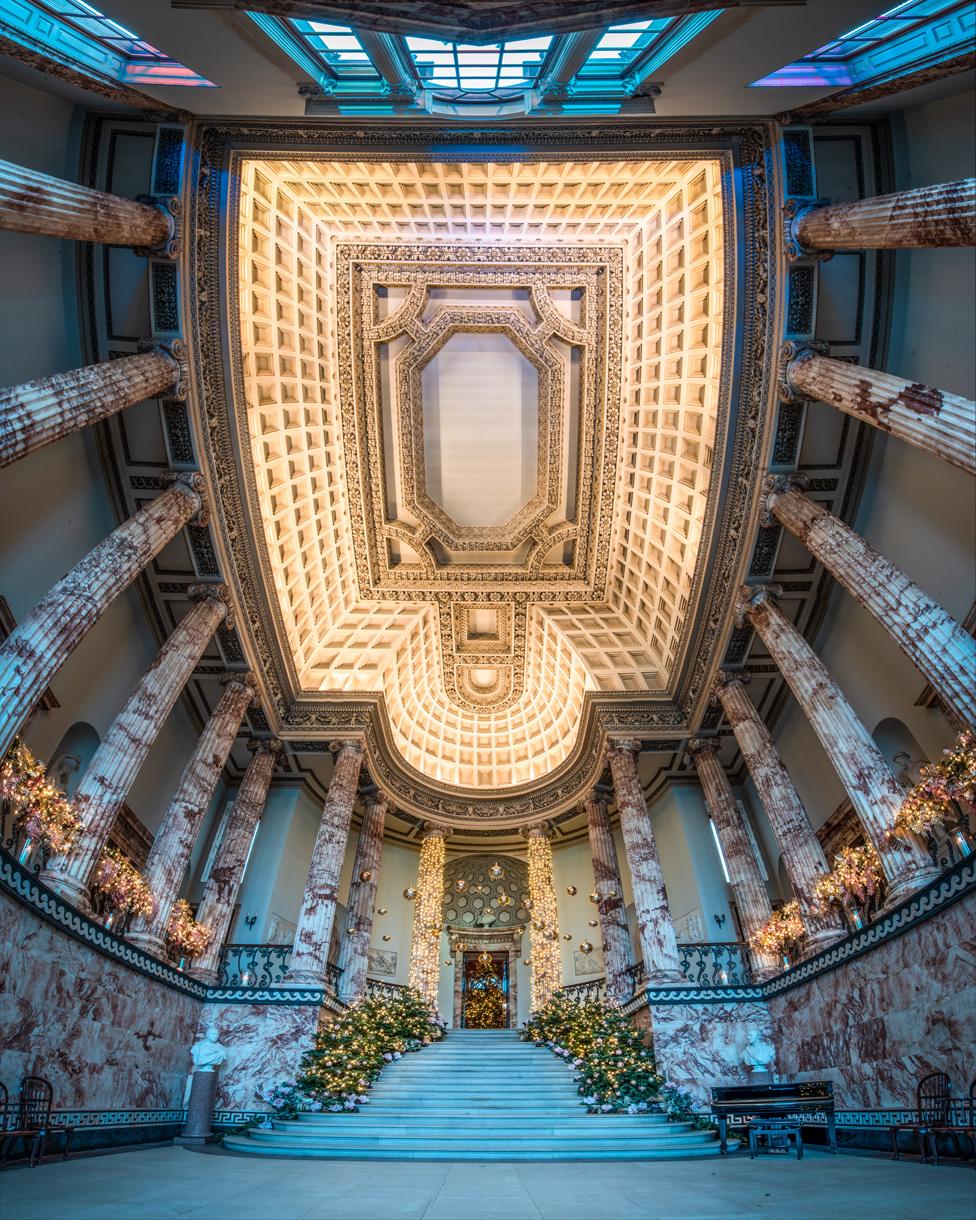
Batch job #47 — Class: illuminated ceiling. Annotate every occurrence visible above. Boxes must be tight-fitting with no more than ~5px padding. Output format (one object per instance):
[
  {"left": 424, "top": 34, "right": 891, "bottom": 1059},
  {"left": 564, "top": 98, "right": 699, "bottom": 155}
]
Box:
[{"left": 235, "top": 154, "right": 725, "bottom": 788}]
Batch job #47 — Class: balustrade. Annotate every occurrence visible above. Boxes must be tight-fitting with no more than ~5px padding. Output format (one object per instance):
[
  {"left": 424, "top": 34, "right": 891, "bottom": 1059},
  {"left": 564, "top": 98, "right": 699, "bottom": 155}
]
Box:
[
  {"left": 364, "top": 977, "right": 409, "bottom": 1001},
  {"left": 216, "top": 943, "right": 344, "bottom": 992},
  {"left": 561, "top": 977, "right": 606, "bottom": 1003},
  {"left": 626, "top": 943, "right": 754, "bottom": 994}
]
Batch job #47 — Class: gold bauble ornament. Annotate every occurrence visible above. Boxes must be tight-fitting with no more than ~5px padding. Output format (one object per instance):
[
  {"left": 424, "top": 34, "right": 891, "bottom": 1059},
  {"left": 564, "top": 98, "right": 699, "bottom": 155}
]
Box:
[
  {"left": 454, "top": 878, "right": 468, "bottom": 893},
  {"left": 588, "top": 891, "right": 601, "bottom": 904},
  {"left": 562, "top": 933, "right": 572, "bottom": 941},
  {"left": 377, "top": 907, "right": 388, "bottom": 915},
  {"left": 579, "top": 940, "right": 594, "bottom": 955},
  {"left": 478, "top": 950, "right": 493, "bottom": 966},
  {"left": 444, "top": 959, "right": 453, "bottom": 965},
  {"left": 359, "top": 869, "right": 373, "bottom": 883},
  {"left": 382, "top": 934, "right": 392, "bottom": 942},
  {"left": 587, "top": 919, "right": 598, "bottom": 927},
  {"left": 403, "top": 886, "right": 417, "bottom": 899},
  {"left": 523, "top": 958, "right": 532, "bottom": 966},
  {"left": 488, "top": 862, "right": 504, "bottom": 881},
  {"left": 524, "top": 898, "right": 533, "bottom": 910},
  {"left": 497, "top": 894, "right": 512, "bottom": 907},
  {"left": 532, "top": 920, "right": 544, "bottom": 932},
  {"left": 566, "top": 886, "right": 577, "bottom": 896}
]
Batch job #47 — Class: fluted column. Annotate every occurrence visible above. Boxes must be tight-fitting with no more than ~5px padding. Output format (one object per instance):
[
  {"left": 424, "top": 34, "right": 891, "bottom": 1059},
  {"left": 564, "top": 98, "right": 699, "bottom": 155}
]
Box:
[
  {"left": 580, "top": 789, "right": 633, "bottom": 1003},
  {"left": 39, "top": 585, "right": 231, "bottom": 905},
  {"left": 0, "top": 158, "right": 173, "bottom": 249},
  {"left": 781, "top": 346, "right": 976, "bottom": 477},
  {"left": 0, "top": 473, "right": 205, "bottom": 760},
  {"left": 790, "top": 178, "right": 975, "bottom": 252},
  {"left": 127, "top": 675, "right": 255, "bottom": 957},
  {"left": 0, "top": 349, "right": 184, "bottom": 468},
  {"left": 738, "top": 586, "right": 940, "bottom": 905},
  {"left": 522, "top": 823, "right": 562, "bottom": 1011},
  {"left": 686, "top": 739, "right": 778, "bottom": 978},
  {"left": 606, "top": 741, "right": 683, "bottom": 984},
  {"left": 335, "top": 788, "right": 389, "bottom": 1003},
  {"left": 408, "top": 824, "right": 449, "bottom": 1007},
  {"left": 766, "top": 476, "right": 976, "bottom": 729},
  {"left": 286, "top": 740, "right": 364, "bottom": 989},
  {"left": 191, "top": 738, "right": 283, "bottom": 984},
  {"left": 713, "top": 673, "right": 845, "bottom": 950}
]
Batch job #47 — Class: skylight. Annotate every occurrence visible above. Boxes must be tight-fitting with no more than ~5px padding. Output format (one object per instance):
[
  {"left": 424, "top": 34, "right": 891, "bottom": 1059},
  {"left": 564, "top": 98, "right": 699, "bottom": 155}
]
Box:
[
  {"left": 576, "top": 19, "right": 674, "bottom": 80},
  {"left": 752, "top": 0, "right": 973, "bottom": 87},
  {"left": 30, "top": 0, "right": 214, "bottom": 85},
  {"left": 288, "top": 19, "right": 380, "bottom": 82},
  {"left": 405, "top": 35, "right": 552, "bottom": 94}
]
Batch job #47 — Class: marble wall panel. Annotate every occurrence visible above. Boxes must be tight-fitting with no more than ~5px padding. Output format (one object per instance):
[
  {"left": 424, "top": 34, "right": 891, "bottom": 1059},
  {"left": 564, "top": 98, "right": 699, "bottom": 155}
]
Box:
[
  {"left": 647, "top": 1001, "right": 774, "bottom": 1101},
  {"left": 0, "top": 887, "right": 200, "bottom": 1109},
  {"left": 765, "top": 891, "right": 976, "bottom": 1109}
]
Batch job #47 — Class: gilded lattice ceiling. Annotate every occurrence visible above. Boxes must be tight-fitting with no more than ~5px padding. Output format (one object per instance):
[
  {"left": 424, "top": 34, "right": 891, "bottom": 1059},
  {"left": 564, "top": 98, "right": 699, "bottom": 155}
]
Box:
[{"left": 236, "top": 155, "right": 724, "bottom": 788}]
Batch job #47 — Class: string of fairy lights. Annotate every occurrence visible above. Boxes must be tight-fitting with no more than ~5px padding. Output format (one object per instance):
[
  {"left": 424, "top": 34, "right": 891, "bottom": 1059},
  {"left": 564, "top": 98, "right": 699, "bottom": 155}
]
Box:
[
  {"left": 407, "top": 828, "right": 447, "bottom": 1005},
  {"left": 525, "top": 828, "right": 562, "bottom": 1010}
]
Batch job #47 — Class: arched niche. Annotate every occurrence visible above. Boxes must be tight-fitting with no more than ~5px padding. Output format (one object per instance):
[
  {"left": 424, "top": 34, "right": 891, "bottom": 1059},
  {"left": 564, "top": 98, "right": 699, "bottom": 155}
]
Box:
[
  {"left": 48, "top": 722, "right": 100, "bottom": 798},
  {"left": 442, "top": 853, "right": 530, "bottom": 931},
  {"left": 872, "top": 717, "right": 930, "bottom": 787}
]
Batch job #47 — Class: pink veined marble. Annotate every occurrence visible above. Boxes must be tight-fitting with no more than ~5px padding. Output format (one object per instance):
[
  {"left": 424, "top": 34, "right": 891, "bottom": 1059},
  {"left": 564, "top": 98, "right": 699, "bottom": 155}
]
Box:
[
  {"left": 713, "top": 673, "right": 845, "bottom": 951},
  {"left": 739, "top": 587, "right": 940, "bottom": 906},
  {"left": 335, "top": 790, "right": 388, "bottom": 1002},
  {"left": 191, "top": 739, "right": 283, "bottom": 984},
  {"left": 40, "top": 587, "right": 230, "bottom": 906},
  {"left": 794, "top": 177, "right": 976, "bottom": 251},
  {"left": 581, "top": 789, "right": 633, "bottom": 1004},
  {"left": 645, "top": 1001, "right": 777, "bottom": 1103},
  {"left": 127, "top": 676, "right": 255, "bottom": 957},
  {"left": 286, "top": 741, "right": 364, "bottom": 988},
  {"left": 607, "top": 741, "right": 683, "bottom": 984},
  {"left": 686, "top": 740, "right": 778, "bottom": 978},
  {"left": 0, "top": 475, "right": 204, "bottom": 760}
]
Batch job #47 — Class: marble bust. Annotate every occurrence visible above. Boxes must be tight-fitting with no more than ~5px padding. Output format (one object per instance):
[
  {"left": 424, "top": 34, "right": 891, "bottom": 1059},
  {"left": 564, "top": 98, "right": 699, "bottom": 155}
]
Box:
[
  {"left": 190, "top": 1026, "right": 227, "bottom": 1073},
  {"left": 741, "top": 1028, "right": 776, "bottom": 1073}
]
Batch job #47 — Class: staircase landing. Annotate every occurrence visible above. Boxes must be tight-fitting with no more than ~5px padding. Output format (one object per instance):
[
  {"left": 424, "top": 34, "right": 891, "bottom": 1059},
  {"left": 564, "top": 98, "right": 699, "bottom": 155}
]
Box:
[{"left": 223, "top": 1029, "right": 725, "bottom": 1161}]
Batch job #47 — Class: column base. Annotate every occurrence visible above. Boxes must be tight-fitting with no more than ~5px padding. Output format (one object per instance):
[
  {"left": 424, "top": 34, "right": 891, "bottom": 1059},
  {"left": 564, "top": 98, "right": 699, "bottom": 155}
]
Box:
[
  {"left": 883, "top": 863, "right": 944, "bottom": 910},
  {"left": 126, "top": 930, "right": 167, "bottom": 958},
  {"left": 36, "top": 868, "right": 91, "bottom": 911},
  {"left": 802, "top": 926, "right": 846, "bottom": 956},
  {"left": 279, "top": 970, "right": 328, "bottom": 989}
]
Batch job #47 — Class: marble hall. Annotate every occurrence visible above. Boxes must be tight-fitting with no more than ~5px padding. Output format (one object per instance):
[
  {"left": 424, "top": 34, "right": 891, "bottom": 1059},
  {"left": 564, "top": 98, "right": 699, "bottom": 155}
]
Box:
[{"left": 0, "top": 2, "right": 974, "bottom": 1217}]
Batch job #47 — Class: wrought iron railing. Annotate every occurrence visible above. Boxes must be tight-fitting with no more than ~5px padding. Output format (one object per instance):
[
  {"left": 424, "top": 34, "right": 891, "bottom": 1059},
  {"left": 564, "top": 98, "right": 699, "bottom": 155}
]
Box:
[
  {"left": 365, "top": 977, "right": 409, "bottom": 1000},
  {"left": 627, "top": 942, "right": 753, "bottom": 993},
  {"left": 561, "top": 977, "right": 606, "bottom": 1003},
  {"left": 218, "top": 943, "right": 344, "bottom": 993}
]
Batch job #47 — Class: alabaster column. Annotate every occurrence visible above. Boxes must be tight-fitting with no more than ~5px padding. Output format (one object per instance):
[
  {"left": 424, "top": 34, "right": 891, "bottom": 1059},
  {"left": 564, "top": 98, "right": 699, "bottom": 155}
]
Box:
[
  {"left": 713, "top": 673, "right": 845, "bottom": 949},
  {"left": 0, "top": 473, "right": 205, "bottom": 760},
  {"left": 0, "top": 158, "right": 172, "bottom": 248},
  {"left": 738, "top": 586, "right": 940, "bottom": 905},
  {"left": 782, "top": 347, "right": 976, "bottom": 477},
  {"left": 408, "top": 824, "right": 449, "bottom": 1007},
  {"left": 127, "top": 675, "right": 255, "bottom": 956},
  {"left": 39, "top": 586, "right": 231, "bottom": 905},
  {"left": 191, "top": 739, "right": 283, "bottom": 984},
  {"left": 791, "top": 178, "right": 975, "bottom": 252},
  {"left": 765, "top": 476, "right": 976, "bottom": 730},
  {"left": 335, "top": 788, "right": 388, "bottom": 1002},
  {"left": 522, "top": 823, "right": 563, "bottom": 1010},
  {"left": 285, "top": 740, "right": 364, "bottom": 988},
  {"left": 606, "top": 741, "right": 683, "bottom": 984},
  {"left": 580, "top": 789, "right": 633, "bottom": 1003},
  {"left": 686, "top": 739, "right": 778, "bottom": 978},
  {"left": 0, "top": 350, "right": 183, "bottom": 468}
]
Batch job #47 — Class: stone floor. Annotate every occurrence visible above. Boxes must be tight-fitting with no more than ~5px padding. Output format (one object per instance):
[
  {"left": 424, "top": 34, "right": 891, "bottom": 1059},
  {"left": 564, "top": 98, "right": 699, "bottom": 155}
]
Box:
[{"left": 1, "top": 1144, "right": 973, "bottom": 1220}]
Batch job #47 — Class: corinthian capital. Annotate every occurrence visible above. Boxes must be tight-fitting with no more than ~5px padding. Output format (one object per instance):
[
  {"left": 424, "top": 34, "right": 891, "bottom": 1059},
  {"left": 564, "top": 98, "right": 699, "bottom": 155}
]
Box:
[{"left": 734, "top": 583, "right": 782, "bottom": 629}]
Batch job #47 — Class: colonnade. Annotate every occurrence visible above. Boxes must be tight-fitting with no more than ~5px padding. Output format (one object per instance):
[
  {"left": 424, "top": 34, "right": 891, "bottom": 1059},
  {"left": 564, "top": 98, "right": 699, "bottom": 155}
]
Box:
[{"left": 0, "top": 155, "right": 971, "bottom": 1007}]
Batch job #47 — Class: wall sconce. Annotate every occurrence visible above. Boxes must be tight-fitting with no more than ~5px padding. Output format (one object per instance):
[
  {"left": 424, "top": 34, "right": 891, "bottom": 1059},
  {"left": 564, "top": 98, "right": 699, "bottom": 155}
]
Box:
[
  {"left": 713, "top": 913, "right": 726, "bottom": 929},
  {"left": 244, "top": 912, "right": 258, "bottom": 930}
]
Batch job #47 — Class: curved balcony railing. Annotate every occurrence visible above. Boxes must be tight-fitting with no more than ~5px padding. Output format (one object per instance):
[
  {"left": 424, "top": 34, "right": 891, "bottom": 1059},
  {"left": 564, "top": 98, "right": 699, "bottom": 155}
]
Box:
[
  {"left": 627, "top": 941, "right": 754, "bottom": 993},
  {"left": 364, "top": 977, "right": 409, "bottom": 1000},
  {"left": 561, "top": 977, "right": 606, "bottom": 1003},
  {"left": 217, "top": 943, "right": 343, "bottom": 993}
]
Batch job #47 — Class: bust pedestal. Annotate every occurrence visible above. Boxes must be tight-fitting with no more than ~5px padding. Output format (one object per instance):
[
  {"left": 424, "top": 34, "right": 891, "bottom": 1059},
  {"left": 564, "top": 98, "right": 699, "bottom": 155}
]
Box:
[{"left": 175, "top": 1070, "right": 219, "bottom": 1147}]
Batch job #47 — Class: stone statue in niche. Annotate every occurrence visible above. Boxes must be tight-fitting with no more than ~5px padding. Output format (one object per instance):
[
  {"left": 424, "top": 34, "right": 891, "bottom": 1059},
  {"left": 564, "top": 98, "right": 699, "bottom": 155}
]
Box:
[
  {"left": 741, "top": 1027, "right": 776, "bottom": 1076},
  {"left": 50, "top": 753, "right": 80, "bottom": 794}
]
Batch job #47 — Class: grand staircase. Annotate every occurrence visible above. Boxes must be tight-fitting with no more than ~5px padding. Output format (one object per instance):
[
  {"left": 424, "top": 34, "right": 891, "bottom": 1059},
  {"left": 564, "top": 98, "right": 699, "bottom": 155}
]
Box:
[{"left": 223, "top": 1029, "right": 725, "bottom": 1160}]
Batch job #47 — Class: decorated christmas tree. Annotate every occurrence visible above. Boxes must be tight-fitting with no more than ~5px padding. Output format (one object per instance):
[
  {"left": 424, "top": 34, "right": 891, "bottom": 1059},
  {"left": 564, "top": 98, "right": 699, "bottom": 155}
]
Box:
[{"left": 464, "top": 955, "right": 506, "bottom": 1028}]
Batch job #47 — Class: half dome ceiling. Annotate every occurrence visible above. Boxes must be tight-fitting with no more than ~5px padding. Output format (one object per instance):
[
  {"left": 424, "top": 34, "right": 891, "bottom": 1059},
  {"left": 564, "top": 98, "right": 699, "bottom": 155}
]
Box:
[{"left": 234, "top": 154, "right": 725, "bottom": 788}]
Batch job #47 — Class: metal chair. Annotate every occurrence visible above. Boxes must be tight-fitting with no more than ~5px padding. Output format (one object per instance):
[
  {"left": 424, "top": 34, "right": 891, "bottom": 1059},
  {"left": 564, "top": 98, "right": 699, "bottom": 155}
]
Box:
[
  {"left": 19, "top": 1076, "right": 75, "bottom": 1165},
  {"left": 929, "top": 1077, "right": 976, "bottom": 1168},
  {"left": 0, "top": 1081, "right": 43, "bottom": 1167},
  {"left": 889, "top": 1071, "right": 951, "bottom": 1162}
]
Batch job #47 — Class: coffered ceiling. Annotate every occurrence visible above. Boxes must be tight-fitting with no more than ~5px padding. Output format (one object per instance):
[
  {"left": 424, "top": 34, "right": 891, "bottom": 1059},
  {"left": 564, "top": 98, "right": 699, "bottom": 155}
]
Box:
[{"left": 233, "top": 153, "right": 725, "bottom": 788}]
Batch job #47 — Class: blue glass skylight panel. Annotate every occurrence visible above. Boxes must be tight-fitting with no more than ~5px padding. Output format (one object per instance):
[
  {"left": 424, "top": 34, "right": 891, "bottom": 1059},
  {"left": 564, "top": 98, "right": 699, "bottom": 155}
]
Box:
[
  {"left": 802, "top": 0, "right": 956, "bottom": 59},
  {"left": 406, "top": 35, "right": 552, "bottom": 91},
  {"left": 290, "top": 19, "right": 380, "bottom": 79},
  {"left": 576, "top": 18, "right": 675, "bottom": 79}
]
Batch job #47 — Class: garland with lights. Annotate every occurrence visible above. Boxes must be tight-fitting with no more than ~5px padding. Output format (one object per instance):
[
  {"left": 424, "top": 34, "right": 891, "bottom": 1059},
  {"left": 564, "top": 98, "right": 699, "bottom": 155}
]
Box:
[
  {"left": 408, "top": 831, "right": 446, "bottom": 1005},
  {"left": 0, "top": 739, "right": 83, "bottom": 855},
  {"left": 463, "top": 955, "right": 506, "bottom": 1028},
  {"left": 813, "top": 845, "right": 883, "bottom": 912},
  {"left": 91, "top": 846, "right": 155, "bottom": 922},
  {"left": 249, "top": 990, "right": 445, "bottom": 1120},
  {"left": 748, "top": 900, "right": 805, "bottom": 961},
  {"left": 896, "top": 731, "right": 976, "bottom": 836},
  {"left": 525, "top": 831, "right": 562, "bottom": 1010},
  {"left": 165, "top": 898, "right": 213, "bottom": 961}
]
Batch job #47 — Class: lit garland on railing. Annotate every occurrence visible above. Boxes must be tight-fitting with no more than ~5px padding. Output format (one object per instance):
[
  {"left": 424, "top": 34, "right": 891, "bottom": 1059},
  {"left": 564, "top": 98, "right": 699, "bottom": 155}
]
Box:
[
  {"left": 525, "top": 827, "right": 562, "bottom": 1010},
  {"left": 91, "top": 847, "right": 155, "bottom": 923},
  {"left": 0, "top": 739, "right": 82, "bottom": 855},
  {"left": 813, "top": 845, "right": 883, "bottom": 912},
  {"left": 748, "top": 900, "right": 805, "bottom": 963},
  {"left": 408, "top": 829, "right": 446, "bottom": 1006},
  {"left": 896, "top": 731, "right": 976, "bottom": 836},
  {"left": 165, "top": 898, "right": 213, "bottom": 961}
]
